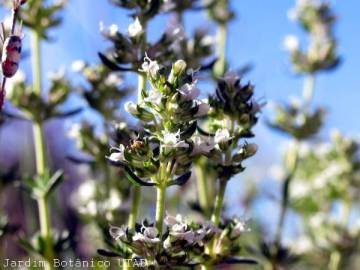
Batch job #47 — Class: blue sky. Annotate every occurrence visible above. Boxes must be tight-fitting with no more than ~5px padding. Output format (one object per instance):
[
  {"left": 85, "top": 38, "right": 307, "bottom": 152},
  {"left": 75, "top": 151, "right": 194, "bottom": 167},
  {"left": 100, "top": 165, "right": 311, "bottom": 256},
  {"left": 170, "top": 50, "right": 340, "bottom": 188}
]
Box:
[
  {"left": 8, "top": 0, "right": 357, "bottom": 136},
  {"left": 1, "top": 0, "right": 359, "bottom": 236}
]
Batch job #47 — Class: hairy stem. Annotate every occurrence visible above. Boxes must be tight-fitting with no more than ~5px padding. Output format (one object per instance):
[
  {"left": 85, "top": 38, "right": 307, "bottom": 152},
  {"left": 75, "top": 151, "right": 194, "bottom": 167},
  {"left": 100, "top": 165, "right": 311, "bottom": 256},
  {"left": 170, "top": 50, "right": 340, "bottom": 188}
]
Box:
[{"left": 31, "top": 30, "right": 53, "bottom": 269}]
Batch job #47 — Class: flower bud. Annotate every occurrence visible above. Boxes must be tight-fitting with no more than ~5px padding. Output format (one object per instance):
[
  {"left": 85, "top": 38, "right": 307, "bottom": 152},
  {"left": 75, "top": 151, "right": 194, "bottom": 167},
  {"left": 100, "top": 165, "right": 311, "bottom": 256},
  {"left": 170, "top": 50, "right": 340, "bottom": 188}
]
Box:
[
  {"left": 124, "top": 101, "right": 138, "bottom": 115},
  {"left": 168, "top": 60, "right": 187, "bottom": 84}
]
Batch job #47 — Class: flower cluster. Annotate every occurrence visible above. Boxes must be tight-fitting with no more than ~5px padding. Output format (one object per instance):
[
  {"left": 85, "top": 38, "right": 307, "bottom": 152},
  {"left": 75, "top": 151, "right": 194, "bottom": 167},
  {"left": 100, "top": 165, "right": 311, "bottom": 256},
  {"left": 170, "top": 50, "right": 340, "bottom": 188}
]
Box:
[
  {"left": 100, "top": 19, "right": 214, "bottom": 74},
  {"left": 107, "top": 214, "right": 254, "bottom": 268},
  {"left": 290, "top": 131, "right": 360, "bottom": 214},
  {"left": 8, "top": 69, "right": 81, "bottom": 122},
  {"left": 268, "top": 100, "right": 325, "bottom": 140},
  {"left": 284, "top": 0, "right": 339, "bottom": 73},
  {"left": 20, "top": 0, "right": 67, "bottom": 40},
  {"left": 205, "top": 72, "right": 261, "bottom": 178},
  {"left": 108, "top": 59, "right": 211, "bottom": 187},
  {"left": 72, "top": 61, "right": 131, "bottom": 120}
]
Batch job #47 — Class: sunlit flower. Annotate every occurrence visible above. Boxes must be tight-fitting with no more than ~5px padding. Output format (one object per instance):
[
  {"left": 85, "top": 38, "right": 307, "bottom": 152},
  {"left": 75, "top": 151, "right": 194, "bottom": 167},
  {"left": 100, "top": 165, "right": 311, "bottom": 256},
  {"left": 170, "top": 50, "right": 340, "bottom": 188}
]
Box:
[
  {"left": 284, "top": 35, "right": 300, "bottom": 52},
  {"left": 99, "top": 22, "right": 118, "bottom": 38},
  {"left": 124, "top": 101, "right": 138, "bottom": 115},
  {"left": 191, "top": 135, "right": 214, "bottom": 155},
  {"left": 141, "top": 56, "right": 160, "bottom": 78},
  {"left": 179, "top": 83, "right": 200, "bottom": 100},
  {"left": 195, "top": 101, "right": 210, "bottom": 117},
  {"left": 214, "top": 128, "right": 232, "bottom": 145},
  {"left": 104, "top": 73, "right": 123, "bottom": 87},
  {"left": 71, "top": 60, "right": 86, "bottom": 72},
  {"left": 133, "top": 226, "right": 160, "bottom": 244},
  {"left": 128, "top": 17, "right": 143, "bottom": 37},
  {"left": 109, "top": 145, "right": 125, "bottom": 162},
  {"left": 162, "top": 130, "right": 188, "bottom": 148},
  {"left": 110, "top": 225, "right": 127, "bottom": 240}
]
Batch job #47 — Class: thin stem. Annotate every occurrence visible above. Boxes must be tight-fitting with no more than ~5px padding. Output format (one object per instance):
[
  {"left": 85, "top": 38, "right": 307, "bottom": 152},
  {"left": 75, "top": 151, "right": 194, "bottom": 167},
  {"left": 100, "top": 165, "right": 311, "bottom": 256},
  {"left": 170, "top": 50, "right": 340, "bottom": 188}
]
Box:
[
  {"left": 155, "top": 185, "right": 166, "bottom": 235},
  {"left": 211, "top": 178, "right": 227, "bottom": 226},
  {"left": 275, "top": 142, "right": 300, "bottom": 246},
  {"left": 31, "top": 30, "right": 42, "bottom": 96},
  {"left": 137, "top": 72, "right": 146, "bottom": 103},
  {"left": 31, "top": 29, "right": 53, "bottom": 269},
  {"left": 128, "top": 187, "right": 141, "bottom": 229},
  {"left": 195, "top": 158, "right": 211, "bottom": 218},
  {"left": 329, "top": 251, "right": 341, "bottom": 270},
  {"left": 38, "top": 197, "right": 54, "bottom": 264},
  {"left": 33, "top": 122, "right": 47, "bottom": 175},
  {"left": 302, "top": 74, "right": 316, "bottom": 109},
  {"left": 213, "top": 23, "right": 228, "bottom": 78}
]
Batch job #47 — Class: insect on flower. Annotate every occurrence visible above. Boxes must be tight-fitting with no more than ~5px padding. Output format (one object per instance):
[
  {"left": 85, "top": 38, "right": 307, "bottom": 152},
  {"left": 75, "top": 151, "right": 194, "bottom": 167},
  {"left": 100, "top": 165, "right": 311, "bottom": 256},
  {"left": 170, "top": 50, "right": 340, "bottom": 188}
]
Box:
[{"left": 130, "top": 139, "right": 145, "bottom": 150}]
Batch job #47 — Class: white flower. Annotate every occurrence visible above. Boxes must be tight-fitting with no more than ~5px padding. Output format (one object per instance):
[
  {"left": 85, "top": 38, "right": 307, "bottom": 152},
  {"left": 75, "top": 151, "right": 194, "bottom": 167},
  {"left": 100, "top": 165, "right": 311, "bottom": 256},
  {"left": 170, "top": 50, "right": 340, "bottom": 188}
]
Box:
[
  {"left": 79, "top": 200, "right": 97, "bottom": 216},
  {"left": 223, "top": 71, "right": 240, "bottom": 86},
  {"left": 47, "top": 67, "right": 65, "bottom": 81},
  {"left": 195, "top": 221, "right": 221, "bottom": 242},
  {"left": 290, "top": 236, "right": 314, "bottom": 254},
  {"left": 284, "top": 35, "right": 300, "bottom": 52},
  {"left": 124, "top": 101, "right": 138, "bottom": 115},
  {"left": 67, "top": 123, "right": 82, "bottom": 139},
  {"left": 179, "top": 83, "right": 200, "bottom": 100},
  {"left": 133, "top": 226, "right": 160, "bottom": 244},
  {"left": 78, "top": 180, "right": 96, "bottom": 202},
  {"left": 165, "top": 213, "right": 185, "bottom": 226},
  {"left": 230, "top": 219, "right": 250, "bottom": 238},
  {"left": 201, "top": 35, "right": 214, "bottom": 47},
  {"left": 71, "top": 60, "right": 86, "bottom": 72},
  {"left": 99, "top": 22, "right": 118, "bottom": 38},
  {"left": 104, "top": 73, "right": 123, "bottom": 87},
  {"left": 195, "top": 101, "right": 210, "bottom": 117},
  {"left": 165, "top": 213, "right": 195, "bottom": 244},
  {"left": 191, "top": 135, "right": 214, "bottom": 155},
  {"left": 109, "top": 145, "right": 125, "bottom": 162},
  {"left": 110, "top": 225, "right": 127, "bottom": 240},
  {"left": 162, "top": 130, "right": 188, "bottom": 148},
  {"left": 128, "top": 17, "right": 143, "bottom": 37},
  {"left": 105, "top": 190, "right": 122, "bottom": 210},
  {"left": 214, "top": 128, "right": 232, "bottom": 145},
  {"left": 144, "top": 89, "right": 162, "bottom": 106},
  {"left": 141, "top": 56, "right": 160, "bottom": 78}
]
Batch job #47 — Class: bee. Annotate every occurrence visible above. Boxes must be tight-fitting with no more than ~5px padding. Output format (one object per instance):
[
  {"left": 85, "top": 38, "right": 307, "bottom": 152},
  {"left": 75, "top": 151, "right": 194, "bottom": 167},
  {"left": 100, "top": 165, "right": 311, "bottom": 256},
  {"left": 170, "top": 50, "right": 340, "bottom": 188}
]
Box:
[{"left": 130, "top": 139, "right": 145, "bottom": 150}]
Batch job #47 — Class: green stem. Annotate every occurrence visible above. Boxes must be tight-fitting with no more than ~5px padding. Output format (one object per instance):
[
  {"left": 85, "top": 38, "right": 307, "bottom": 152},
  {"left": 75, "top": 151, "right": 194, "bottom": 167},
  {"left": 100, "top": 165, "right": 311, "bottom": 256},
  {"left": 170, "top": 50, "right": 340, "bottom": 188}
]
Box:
[
  {"left": 329, "top": 251, "right": 341, "bottom": 270},
  {"left": 211, "top": 179, "right": 227, "bottom": 226},
  {"left": 38, "top": 197, "right": 54, "bottom": 264},
  {"left": 213, "top": 23, "right": 228, "bottom": 77},
  {"left": 31, "top": 30, "right": 42, "bottom": 96},
  {"left": 303, "top": 74, "right": 316, "bottom": 109},
  {"left": 155, "top": 185, "right": 166, "bottom": 235},
  {"left": 128, "top": 187, "right": 141, "bottom": 229},
  {"left": 201, "top": 265, "right": 213, "bottom": 270},
  {"left": 31, "top": 30, "right": 53, "bottom": 269},
  {"left": 33, "top": 122, "right": 47, "bottom": 175},
  {"left": 275, "top": 142, "right": 300, "bottom": 246},
  {"left": 195, "top": 158, "right": 211, "bottom": 217},
  {"left": 137, "top": 72, "right": 146, "bottom": 103}
]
